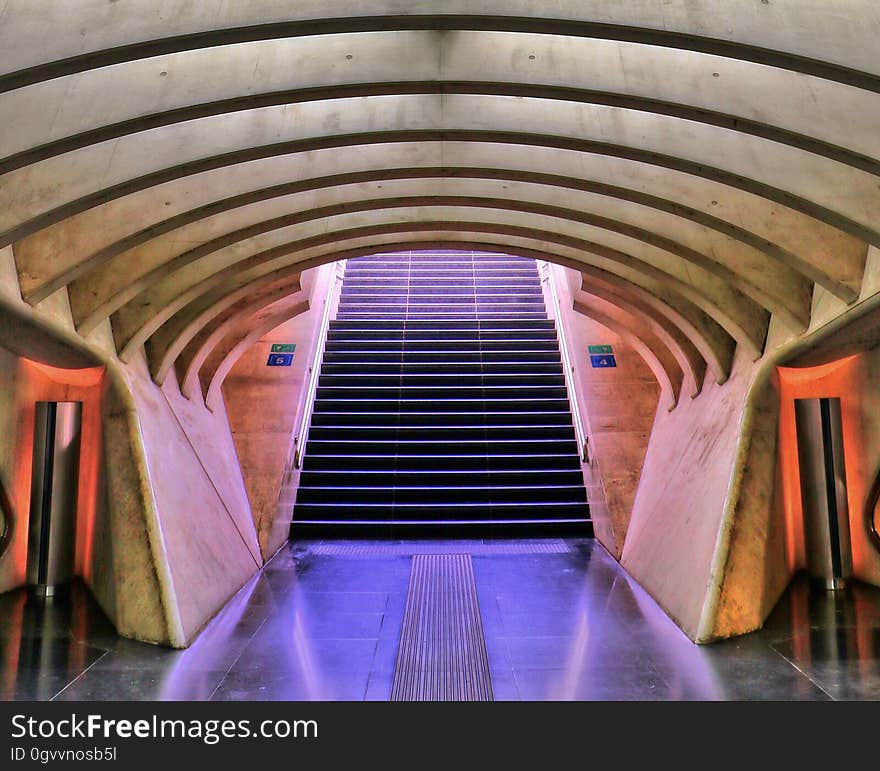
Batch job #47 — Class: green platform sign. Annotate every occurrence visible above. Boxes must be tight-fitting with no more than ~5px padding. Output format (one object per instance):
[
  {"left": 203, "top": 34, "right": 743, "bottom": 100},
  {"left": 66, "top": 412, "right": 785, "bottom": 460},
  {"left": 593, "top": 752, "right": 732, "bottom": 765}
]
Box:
[
  {"left": 588, "top": 344, "right": 613, "bottom": 355},
  {"left": 270, "top": 343, "right": 296, "bottom": 353}
]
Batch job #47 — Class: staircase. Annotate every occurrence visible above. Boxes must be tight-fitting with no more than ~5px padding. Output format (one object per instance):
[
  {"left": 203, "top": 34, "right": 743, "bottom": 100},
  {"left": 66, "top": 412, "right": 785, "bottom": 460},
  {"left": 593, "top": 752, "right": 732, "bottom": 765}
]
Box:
[{"left": 291, "top": 251, "right": 591, "bottom": 537}]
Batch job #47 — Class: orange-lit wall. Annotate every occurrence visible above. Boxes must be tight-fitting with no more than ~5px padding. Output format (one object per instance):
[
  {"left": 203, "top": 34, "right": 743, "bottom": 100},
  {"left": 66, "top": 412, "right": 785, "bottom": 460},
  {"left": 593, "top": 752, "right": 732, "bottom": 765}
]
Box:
[
  {"left": 0, "top": 348, "right": 106, "bottom": 595},
  {"left": 778, "top": 353, "right": 880, "bottom": 586}
]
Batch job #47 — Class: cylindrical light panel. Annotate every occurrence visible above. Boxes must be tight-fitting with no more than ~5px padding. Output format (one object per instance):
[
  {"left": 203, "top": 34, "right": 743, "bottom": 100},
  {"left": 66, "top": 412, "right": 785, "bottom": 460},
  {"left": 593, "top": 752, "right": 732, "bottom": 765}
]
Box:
[{"left": 26, "top": 401, "right": 83, "bottom": 598}]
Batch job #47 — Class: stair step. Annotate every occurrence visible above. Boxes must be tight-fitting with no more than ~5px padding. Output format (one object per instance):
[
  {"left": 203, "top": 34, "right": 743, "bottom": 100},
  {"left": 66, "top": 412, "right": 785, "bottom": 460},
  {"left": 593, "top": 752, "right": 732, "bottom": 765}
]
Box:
[
  {"left": 339, "top": 292, "right": 544, "bottom": 299},
  {"left": 323, "top": 351, "right": 561, "bottom": 363},
  {"left": 313, "top": 398, "right": 573, "bottom": 413},
  {"left": 327, "top": 329, "right": 559, "bottom": 342},
  {"left": 302, "top": 453, "right": 582, "bottom": 471},
  {"left": 318, "top": 374, "right": 566, "bottom": 388},
  {"left": 290, "top": 521, "right": 592, "bottom": 538},
  {"left": 297, "top": 484, "right": 587, "bottom": 503},
  {"left": 324, "top": 341, "right": 561, "bottom": 352},
  {"left": 299, "top": 469, "right": 585, "bottom": 486},
  {"left": 320, "top": 362, "right": 564, "bottom": 375},
  {"left": 330, "top": 318, "right": 556, "bottom": 329},
  {"left": 310, "top": 411, "right": 573, "bottom": 427},
  {"left": 293, "top": 501, "right": 590, "bottom": 522},
  {"left": 343, "top": 285, "right": 540, "bottom": 293},
  {"left": 306, "top": 438, "right": 579, "bottom": 455},
  {"left": 315, "top": 385, "right": 570, "bottom": 399},
  {"left": 309, "top": 425, "right": 576, "bottom": 441}
]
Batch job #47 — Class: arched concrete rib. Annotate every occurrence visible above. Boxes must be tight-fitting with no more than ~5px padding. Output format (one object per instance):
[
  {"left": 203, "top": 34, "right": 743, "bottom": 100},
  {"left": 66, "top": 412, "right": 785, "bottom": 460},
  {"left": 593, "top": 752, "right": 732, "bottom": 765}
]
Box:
[
  {"left": 572, "top": 298, "right": 679, "bottom": 412},
  {"left": 123, "top": 264, "right": 304, "bottom": 373},
  {"left": 107, "top": 222, "right": 749, "bottom": 373},
  {"left": 178, "top": 257, "right": 709, "bottom": 406},
  {"left": 4, "top": 81, "right": 878, "bottom": 180},
  {"left": 112, "top": 228, "right": 739, "bottom": 388},
  {"left": 3, "top": 129, "right": 878, "bottom": 259},
  {"left": 110, "top": 219, "right": 747, "bottom": 375},
  {"left": 575, "top": 265, "right": 736, "bottom": 385},
  {"left": 202, "top": 297, "right": 320, "bottom": 409},
  {"left": 75, "top": 200, "right": 766, "bottom": 357},
  {"left": 146, "top": 274, "right": 308, "bottom": 385},
  {"left": 576, "top": 275, "right": 706, "bottom": 398},
  {"left": 573, "top": 284, "right": 695, "bottom": 400},
  {"left": 73, "top": 195, "right": 805, "bottom": 337},
  {"left": 172, "top": 294, "right": 310, "bottom": 399},
  {"left": 31, "top": 163, "right": 858, "bottom": 313},
  {"left": 178, "top": 291, "right": 314, "bottom": 401},
  {"left": 24, "top": 153, "right": 861, "bottom": 310},
  {"left": 3, "top": 13, "right": 879, "bottom": 94}
]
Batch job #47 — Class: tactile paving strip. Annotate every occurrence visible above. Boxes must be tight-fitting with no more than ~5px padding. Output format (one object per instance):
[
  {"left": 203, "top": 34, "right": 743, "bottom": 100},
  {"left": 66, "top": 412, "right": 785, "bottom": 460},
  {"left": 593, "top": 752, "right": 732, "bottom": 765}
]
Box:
[{"left": 390, "top": 554, "right": 493, "bottom": 701}]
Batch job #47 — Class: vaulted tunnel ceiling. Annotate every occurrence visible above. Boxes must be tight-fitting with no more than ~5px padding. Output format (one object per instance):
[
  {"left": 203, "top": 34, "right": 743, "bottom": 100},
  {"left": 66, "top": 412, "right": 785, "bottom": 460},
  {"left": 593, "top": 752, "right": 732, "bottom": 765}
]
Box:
[{"left": 1, "top": 2, "right": 878, "bottom": 404}]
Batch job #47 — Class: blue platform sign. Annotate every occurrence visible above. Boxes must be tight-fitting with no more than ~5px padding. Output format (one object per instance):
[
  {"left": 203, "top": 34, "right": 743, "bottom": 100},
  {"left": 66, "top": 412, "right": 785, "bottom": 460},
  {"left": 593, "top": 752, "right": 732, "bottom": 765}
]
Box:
[
  {"left": 590, "top": 354, "right": 617, "bottom": 369},
  {"left": 267, "top": 353, "right": 294, "bottom": 367}
]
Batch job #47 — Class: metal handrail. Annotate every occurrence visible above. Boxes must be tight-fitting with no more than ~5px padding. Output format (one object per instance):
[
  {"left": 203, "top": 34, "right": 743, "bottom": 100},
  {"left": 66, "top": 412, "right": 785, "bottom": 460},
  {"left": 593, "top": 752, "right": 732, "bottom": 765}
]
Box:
[
  {"left": 0, "top": 477, "right": 13, "bottom": 562},
  {"left": 539, "top": 261, "right": 590, "bottom": 463},
  {"left": 293, "top": 260, "right": 346, "bottom": 469},
  {"left": 864, "top": 462, "right": 880, "bottom": 554}
]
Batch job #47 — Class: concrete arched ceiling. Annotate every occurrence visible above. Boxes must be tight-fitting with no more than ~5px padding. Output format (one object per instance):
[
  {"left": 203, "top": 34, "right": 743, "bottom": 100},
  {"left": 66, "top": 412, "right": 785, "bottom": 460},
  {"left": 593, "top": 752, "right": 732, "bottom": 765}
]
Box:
[{"left": 1, "top": 2, "right": 877, "bottom": 402}]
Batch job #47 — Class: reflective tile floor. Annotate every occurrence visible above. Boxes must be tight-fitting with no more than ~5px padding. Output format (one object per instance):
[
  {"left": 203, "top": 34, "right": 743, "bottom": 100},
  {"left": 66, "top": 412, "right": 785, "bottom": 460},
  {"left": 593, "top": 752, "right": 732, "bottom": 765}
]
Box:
[{"left": 2, "top": 538, "right": 880, "bottom": 700}]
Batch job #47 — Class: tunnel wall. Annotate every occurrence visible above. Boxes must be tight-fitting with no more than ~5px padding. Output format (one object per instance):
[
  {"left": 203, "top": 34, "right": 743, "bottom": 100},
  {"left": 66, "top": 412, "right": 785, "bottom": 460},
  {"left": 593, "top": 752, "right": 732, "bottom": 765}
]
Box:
[
  {"left": 119, "top": 353, "right": 261, "bottom": 644},
  {"left": 0, "top": 253, "right": 265, "bottom": 646},
  {"left": 223, "top": 266, "right": 333, "bottom": 559},
  {"left": 0, "top": 336, "right": 264, "bottom": 646},
  {"left": 548, "top": 266, "right": 660, "bottom": 559},
  {"left": 621, "top": 343, "right": 771, "bottom": 640}
]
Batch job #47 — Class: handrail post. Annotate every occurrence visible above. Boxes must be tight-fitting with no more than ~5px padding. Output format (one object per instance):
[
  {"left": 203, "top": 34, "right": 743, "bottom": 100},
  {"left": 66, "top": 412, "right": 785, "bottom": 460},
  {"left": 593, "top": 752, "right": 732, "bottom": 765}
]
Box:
[
  {"left": 293, "top": 260, "right": 346, "bottom": 469},
  {"left": 539, "top": 261, "right": 590, "bottom": 464}
]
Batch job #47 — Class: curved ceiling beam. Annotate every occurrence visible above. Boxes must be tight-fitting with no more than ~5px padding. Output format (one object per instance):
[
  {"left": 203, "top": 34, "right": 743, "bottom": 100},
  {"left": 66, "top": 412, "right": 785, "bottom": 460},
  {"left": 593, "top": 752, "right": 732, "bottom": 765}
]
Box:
[
  {"left": 31, "top": 166, "right": 857, "bottom": 312},
  {"left": 572, "top": 297, "right": 679, "bottom": 412},
  {"left": 574, "top": 282, "right": 702, "bottom": 399},
  {"left": 73, "top": 195, "right": 803, "bottom": 335},
  {"left": 577, "top": 275, "right": 707, "bottom": 397},
  {"left": 124, "top": 263, "right": 304, "bottom": 368},
  {"left": 5, "top": 81, "right": 878, "bottom": 179},
  {"left": 81, "top": 208, "right": 762, "bottom": 361},
  {"left": 202, "top": 294, "right": 324, "bottom": 409},
  {"left": 164, "top": 247, "right": 711, "bottom": 400},
  {"left": 163, "top": 228, "right": 733, "bottom": 388},
  {"left": 3, "top": 12, "right": 879, "bottom": 93},
  {"left": 163, "top": 253, "right": 706, "bottom": 408},
  {"left": 107, "top": 220, "right": 750, "bottom": 367},
  {"left": 4, "top": 128, "right": 878, "bottom": 254},
  {"left": 111, "top": 228, "right": 740, "bottom": 384},
  {"left": 177, "top": 291, "right": 314, "bottom": 401},
  {"left": 20, "top": 158, "right": 862, "bottom": 306},
  {"left": 147, "top": 274, "right": 306, "bottom": 386},
  {"left": 576, "top": 264, "right": 735, "bottom": 385}
]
